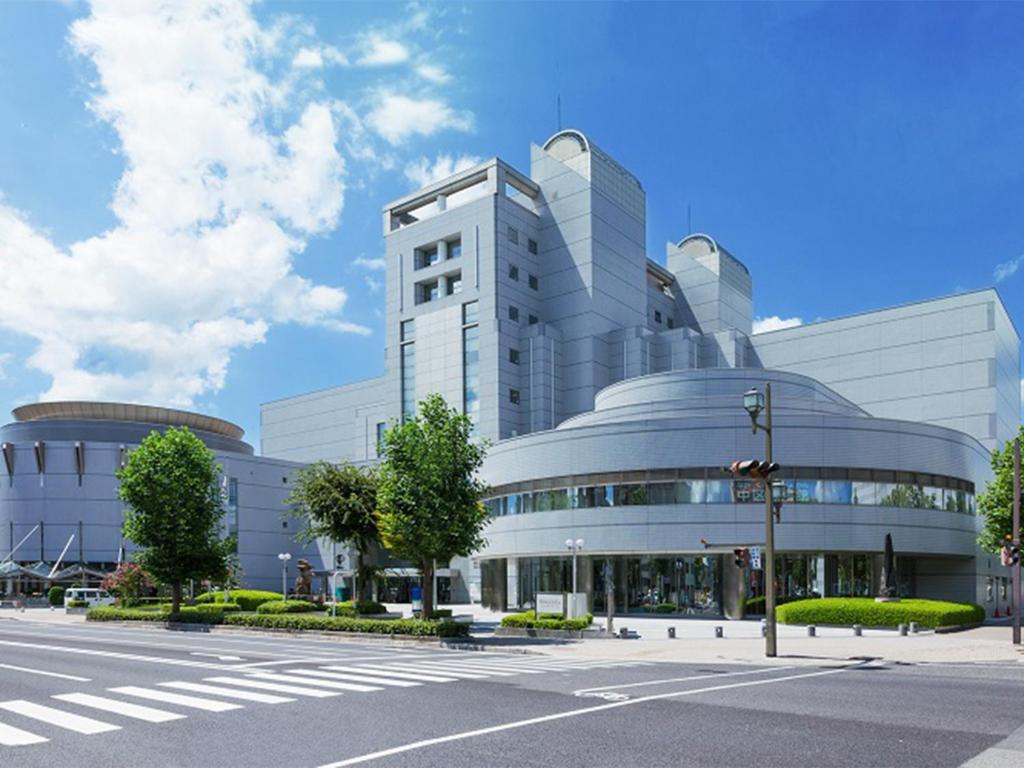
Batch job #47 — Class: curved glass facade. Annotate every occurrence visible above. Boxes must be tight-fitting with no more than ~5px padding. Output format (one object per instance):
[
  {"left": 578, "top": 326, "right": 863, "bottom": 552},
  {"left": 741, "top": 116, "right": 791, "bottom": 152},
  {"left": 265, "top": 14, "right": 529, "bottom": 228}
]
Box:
[{"left": 483, "top": 468, "right": 975, "bottom": 518}]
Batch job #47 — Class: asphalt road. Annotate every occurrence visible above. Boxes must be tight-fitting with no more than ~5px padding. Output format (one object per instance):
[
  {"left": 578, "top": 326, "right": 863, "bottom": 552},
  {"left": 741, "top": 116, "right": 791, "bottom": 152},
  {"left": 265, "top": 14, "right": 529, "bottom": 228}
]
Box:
[{"left": 0, "top": 618, "right": 1021, "bottom": 768}]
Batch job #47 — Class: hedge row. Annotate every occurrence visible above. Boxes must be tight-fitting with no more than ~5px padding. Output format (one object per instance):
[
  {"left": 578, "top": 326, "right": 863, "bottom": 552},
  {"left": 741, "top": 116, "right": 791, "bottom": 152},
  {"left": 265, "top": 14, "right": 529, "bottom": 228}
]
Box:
[
  {"left": 500, "top": 611, "right": 593, "bottom": 631},
  {"left": 324, "top": 600, "right": 387, "bottom": 617},
  {"left": 194, "top": 590, "right": 283, "bottom": 611},
  {"left": 744, "top": 595, "right": 804, "bottom": 615},
  {"left": 257, "top": 600, "right": 321, "bottom": 614},
  {"left": 222, "top": 613, "right": 469, "bottom": 637},
  {"left": 87, "top": 606, "right": 468, "bottom": 637},
  {"left": 775, "top": 598, "right": 985, "bottom": 629}
]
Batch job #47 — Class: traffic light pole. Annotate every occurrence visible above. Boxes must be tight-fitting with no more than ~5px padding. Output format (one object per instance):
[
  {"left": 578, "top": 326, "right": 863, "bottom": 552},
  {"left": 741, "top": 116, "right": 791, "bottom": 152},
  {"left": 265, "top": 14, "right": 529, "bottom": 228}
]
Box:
[
  {"left": 1013, "top": 438, "right": 1020, "bottom": 646},
  {"left": 763, "top": 383, "right": 778, "bottom": 658}
]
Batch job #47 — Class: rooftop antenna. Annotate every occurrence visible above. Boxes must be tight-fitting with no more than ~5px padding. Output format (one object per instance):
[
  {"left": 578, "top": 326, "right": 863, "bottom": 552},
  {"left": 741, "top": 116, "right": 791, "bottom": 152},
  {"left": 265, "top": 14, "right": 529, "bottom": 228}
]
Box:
[{"left": 557, "top": 94, "right": 562, "bottom": 131}]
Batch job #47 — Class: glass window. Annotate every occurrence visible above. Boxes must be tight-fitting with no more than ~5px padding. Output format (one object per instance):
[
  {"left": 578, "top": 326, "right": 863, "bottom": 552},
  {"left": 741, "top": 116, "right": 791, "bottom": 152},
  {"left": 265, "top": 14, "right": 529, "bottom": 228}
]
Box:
[
  {"left": 879, "top": 484, "right": 924, "bottom": 508},
  {"left": 507, "top": 225, "right": 519, "bottom": 244},
  {"left": 528, "top": 238, "right": 538, "bottom": 255},
  {"left": 447, "top": 275, "right": 462, "bottom": 295},
  {"left": 462, "top": 301, "right": 478, "bottom": 325},
  {"left": 572, "top": 486, "right": 596, "bottom": 509},
  {"left": 415, "top": 247, "right": 439, "bottom": 269},
  {"left": 401, "top": 343, "right": 416, "bottom": 419},
  {"left": 417, "top": 280, "right": 438, "bottom": 304},
  {"left": 528, "top": 314, "right": 539, "bottom": 325},
  {"left": 528, "top": 274, "right": 539, "bottom": 291},
  {"left": 509, "top": 388, "right": 520, "bottom": 405},
  {"left": 595, "top": 485, "right": 614, "bottom": 507},
  {"left": 819, "top": 481, "right": 853, "bottom": 505},
  {"left": 647, "top": 482, "right": 679, "bottom": 505},
  {"left": 705, "top": 480, "right": 731, "bottom": 503},
  {"left": 614, "top": 484, "right": 648, "bottom": 506},
  {"left": 509, "top": 264, "right": 519, "bottom": 281},
  {"left": 507, "top": 494, "right": 521, "bottom": 516},
  {"left": 509, "top": 348, "right": 520, "bottom": 365},
  {"left": 448, "top": 239, "right": 462, "bottom": 259},
  {"left": 400, "top": 319, "right": 415, "bottom": 342},
  {"left": 508, "top": 305, "right": 519, "bottom": 322},
  {"left": 375, "top": 422, "right": 386, "bottom": 453},
  {"left": 463, "top": 325, "right": 480, "bottom": 427},
  {"left": 852, "top": 481, "right": 877, "bottom": 505},
  {"left": 654, "top": 310, "right": 662, "bottom": 324},
  {"left": 921, "top": 487, "right": 943, "bottom": 510},
  {"left": 667, "top": 317, "right": 675, "bottom": 329}
]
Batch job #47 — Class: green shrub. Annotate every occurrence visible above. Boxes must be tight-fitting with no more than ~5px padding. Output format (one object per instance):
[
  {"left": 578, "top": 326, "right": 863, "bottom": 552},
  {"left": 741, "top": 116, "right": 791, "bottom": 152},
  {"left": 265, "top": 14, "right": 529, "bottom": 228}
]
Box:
[
  {"left": 500, "top": 611, "right": 593, "bottom": 631},
  {"left": 48, "top": 586, "right": 65, "bottom": 607},
  {"left": 194, "top": 590, "right": 283, "bottom": 611},
  {"left": 66, "top": 599, "right": 89, "bottom": 608},
  {"left": 433, "top": 609, "right": 453, "bottom": 619},
  {"left": 325, "top": 600, "right": 387, "bottom": 617},
  {"left": 87, "top": 607, "right": 166, "bottom": 622},
  {"left": 257, "top": 600, "right": 321, "bottom": 614},
  {"left": 222, "top": 613, "right": 469, "bottom": 637},
  {"left": 744, "top": 595, "right": 804, "bottom": 615},
  {"left": 775, "top": 598, "right": 985, "bottom": 629},
  {"left": 653, "top": 603, "right": 677, "bottom": 613}
]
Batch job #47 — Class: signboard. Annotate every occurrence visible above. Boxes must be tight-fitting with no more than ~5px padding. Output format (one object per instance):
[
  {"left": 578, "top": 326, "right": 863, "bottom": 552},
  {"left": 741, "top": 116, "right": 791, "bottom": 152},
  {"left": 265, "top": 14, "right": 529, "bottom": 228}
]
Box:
[
  {"left": 535, "top": 592, "right": 565, "bottom": 617},
  {"left": 411, "top": 585, "right": 422, "bottom": 611},
  {"left": 750, "top": 547, "right": 763, "bottom": 570}
]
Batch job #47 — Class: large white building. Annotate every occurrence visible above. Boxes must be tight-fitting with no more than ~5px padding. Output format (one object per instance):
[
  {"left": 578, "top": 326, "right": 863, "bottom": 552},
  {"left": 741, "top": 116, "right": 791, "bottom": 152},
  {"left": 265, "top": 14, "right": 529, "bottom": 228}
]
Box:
[{"left": 263, "top": 130, "right": 1020, "bottom": 616}]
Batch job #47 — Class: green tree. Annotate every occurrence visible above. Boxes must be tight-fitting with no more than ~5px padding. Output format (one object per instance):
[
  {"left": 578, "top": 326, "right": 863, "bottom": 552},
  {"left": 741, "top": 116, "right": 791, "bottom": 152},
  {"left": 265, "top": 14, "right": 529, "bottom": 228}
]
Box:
[
  {"left": 978, "top": 426, "right": 1024, "bottom": 553},
  {"left": 376, "top": 394, "right": 489, "bottom": 620},
  {"left": 118, "top": 427, "right": 233, "bottom": 615},
  {"left": 286, "top": 461, "right": 380, "bottom": 600}
]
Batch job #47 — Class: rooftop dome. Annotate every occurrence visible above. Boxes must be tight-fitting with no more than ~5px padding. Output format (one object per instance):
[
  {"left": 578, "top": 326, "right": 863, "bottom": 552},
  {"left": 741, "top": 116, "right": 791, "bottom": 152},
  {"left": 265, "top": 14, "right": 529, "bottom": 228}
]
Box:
[{"left": 12, "top": 401, "right": 244, "bottom": 440}]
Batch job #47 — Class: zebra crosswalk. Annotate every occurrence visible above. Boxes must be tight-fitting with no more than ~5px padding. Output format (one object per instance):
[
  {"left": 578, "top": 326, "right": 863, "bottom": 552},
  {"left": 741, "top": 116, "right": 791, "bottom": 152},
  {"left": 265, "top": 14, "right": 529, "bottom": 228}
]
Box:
[{"left": 0, "top": 654, "right": 649, "bottom": 748}]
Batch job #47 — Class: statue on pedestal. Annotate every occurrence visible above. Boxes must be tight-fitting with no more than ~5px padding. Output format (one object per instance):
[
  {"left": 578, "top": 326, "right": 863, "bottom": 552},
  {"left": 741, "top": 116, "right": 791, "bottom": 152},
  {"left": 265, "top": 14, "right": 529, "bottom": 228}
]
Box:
[{"left": 294, "top": 558, "right": 313, "bottom": 597}]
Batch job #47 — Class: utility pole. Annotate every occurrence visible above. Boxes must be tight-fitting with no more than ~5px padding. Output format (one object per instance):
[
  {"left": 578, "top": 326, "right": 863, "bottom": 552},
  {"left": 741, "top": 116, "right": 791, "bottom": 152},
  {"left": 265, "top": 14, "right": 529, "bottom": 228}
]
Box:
[
  {"left": 1014, "top": 438, "right": 1021, "bottom": 645},
  {"left": 763, "top": 384, "right": 777, "bottom": 657}
]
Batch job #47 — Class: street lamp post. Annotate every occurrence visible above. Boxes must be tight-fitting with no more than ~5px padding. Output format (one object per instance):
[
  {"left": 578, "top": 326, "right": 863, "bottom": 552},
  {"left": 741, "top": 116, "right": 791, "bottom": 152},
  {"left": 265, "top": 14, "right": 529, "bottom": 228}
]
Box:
[
  {"left": 277, "top": 552, "right": 291, "bottom": 599},
  {"left": 744, "top": 384, "right": 778, "bottom": 658},
  {"left": 565, "top": 538, "right": 584, "bottom": 594}
]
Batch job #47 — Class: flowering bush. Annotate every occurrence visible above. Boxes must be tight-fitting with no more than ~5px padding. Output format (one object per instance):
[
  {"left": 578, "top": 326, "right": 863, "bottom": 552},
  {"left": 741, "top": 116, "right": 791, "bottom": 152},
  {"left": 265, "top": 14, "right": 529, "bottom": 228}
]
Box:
[{"left": 101, "top": 562, "right": 153, "bottom": 607}]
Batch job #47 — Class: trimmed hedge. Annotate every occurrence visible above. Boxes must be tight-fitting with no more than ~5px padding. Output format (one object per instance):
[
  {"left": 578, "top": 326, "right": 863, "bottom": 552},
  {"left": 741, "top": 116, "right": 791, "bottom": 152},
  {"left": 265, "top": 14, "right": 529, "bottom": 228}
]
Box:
[
  {"left": 325, "top": 600, "right": 387, "bottom": 617},
  {"left": 222, "top": 613, "right": 469, "bottom": 637},
  {"left": 88, "top": 604, "right": 241, "bottom": 624},
  {"left": 66, "top": 599, "right": 89, "bottom": 608},
  {"left": 775, "top": 598, "right": 985, "bottom": 629},
  {"left": 744, "top": 595, "right": 804, "bottom": 615},
  {"left": 194, "top": 590, "right": 283, "bottom": 611},
  {"left": 257, "top": 600, "right": 321, "bottom": 614},
  {"left": 500, "top": 611, "right": 593, "bottom": 631},
  {"left": 48, "top": 586, "right": 66, "bottom": 607}
]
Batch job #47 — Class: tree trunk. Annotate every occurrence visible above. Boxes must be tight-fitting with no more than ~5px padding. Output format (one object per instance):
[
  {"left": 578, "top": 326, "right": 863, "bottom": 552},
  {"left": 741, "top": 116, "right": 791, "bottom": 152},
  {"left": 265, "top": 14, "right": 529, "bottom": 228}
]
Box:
[
  {"left": 170, "top": 581, "right": 182, "bottom": 616},
  {"left": 421, "top": 559, "right": 434, "bottom": 621}
]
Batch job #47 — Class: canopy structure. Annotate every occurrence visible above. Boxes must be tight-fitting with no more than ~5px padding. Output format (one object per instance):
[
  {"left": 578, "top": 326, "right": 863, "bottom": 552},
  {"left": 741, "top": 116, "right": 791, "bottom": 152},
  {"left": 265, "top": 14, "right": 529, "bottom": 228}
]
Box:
[{"left": 0, "top": 561, "right": 110, "bottom": 583}]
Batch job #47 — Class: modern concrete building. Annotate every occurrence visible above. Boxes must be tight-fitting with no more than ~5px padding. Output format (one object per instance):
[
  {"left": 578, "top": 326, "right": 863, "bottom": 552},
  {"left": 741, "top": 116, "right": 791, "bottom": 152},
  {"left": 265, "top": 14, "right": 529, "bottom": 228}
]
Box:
[
  {"left": 262, "top": 129, "right": 1020, "bottom": 616},
  {"left": 0, "top": 402, "right": 316, "bottom": 595}
]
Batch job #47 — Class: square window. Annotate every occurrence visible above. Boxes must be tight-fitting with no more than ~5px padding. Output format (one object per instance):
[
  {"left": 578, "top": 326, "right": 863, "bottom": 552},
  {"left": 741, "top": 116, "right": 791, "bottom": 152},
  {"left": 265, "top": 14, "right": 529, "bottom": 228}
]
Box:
[
  {"left": 508, "top": 305, "right": 519, "bottom": 322},
  {"left": 654, "top": 310, "right": 662, "bottom": 324},
  {"left": 447, "top": 276, "right": 462, "bottom": 295},
  {"left": 509, "top": 264, "right": 519, "bottom": 281},
  {"left": 528, "top": 238, "right": 538, "bottom": 255},
  {"left": 462, "top": 301, "right": 479, "bottom": 325},
  {"left": 400, "top": 319, "right": 415, "bottom": 342},
  {"left": 528, "top": 314, "right": 539, "bottom": 325},
  {"left": 528, "top": 274, "right": 539, "bottom": 291},
  {"left": 667, "top": 317, "right": 675, "bottom": 329},
  {"left": 448, "top": 239, "right": 462, "bottom": 259},
  {"left": 509, "top": 388, "right": 520, "bottom": 405},
  {"left": 509, "top": 349, "right": 520, "bottom": 365},
  {"left": 507, "top": 225, "right": 519, "bottom": 244}
]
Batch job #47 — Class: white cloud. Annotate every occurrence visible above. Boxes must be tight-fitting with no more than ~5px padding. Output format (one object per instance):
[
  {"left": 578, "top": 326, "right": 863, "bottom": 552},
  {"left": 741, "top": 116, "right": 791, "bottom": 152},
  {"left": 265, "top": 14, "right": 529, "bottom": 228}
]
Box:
[
  {"left": 404, "top": 153, "right": 482, "bottom": 188},
  {"left": 0, "top": 353, "right": 11, "bottom": 381},
  {"left": 364, "top": 275, "right": 383, "bottom": 294},
  {"left": 366, "top": 91, "right": 473, "bottom": 145},
  {"left": 0, "top": 0, "right": 369, "bottom": 409},
  {"left": 356, "top": 34, "right": 409, "bottom": 67},
  {"left": 752, "top": 316, "right": 803, "bottom": 334},
  {"left": 994, "top": 254, "right": 1024, "bottom": 283},
  {"left": 353, "top": 256, "right": 386, "bottom": 271},
  {"left": 292, "top": 45, "right": 348, "bottom": 69},
  {"left": 416, "top": 63, "right": 450, "bottom": 84}
]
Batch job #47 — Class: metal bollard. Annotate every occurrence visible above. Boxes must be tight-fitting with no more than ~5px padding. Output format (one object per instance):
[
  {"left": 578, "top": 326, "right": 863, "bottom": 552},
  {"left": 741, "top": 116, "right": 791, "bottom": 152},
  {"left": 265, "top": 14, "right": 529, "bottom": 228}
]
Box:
[
  {"left": 714, "top": 625, "right": 724, "bottom": 638},
  {"left": 761, "top": 618, "right": 767, "bottom": 638},
  {"left": 667, "top": 626, "right": 676, "bottom": 639},
  {"left": 909, "top": 622, "right": 919, "bottom": 634},
  {"left": 807, "top": 625, "right": 816, "bottom": 637},
  {"left": 853, "top": 624, "right": 863, "bottom": 636},
  {"left": 898, "top": 623, "right": 908, "bottom": 636}
]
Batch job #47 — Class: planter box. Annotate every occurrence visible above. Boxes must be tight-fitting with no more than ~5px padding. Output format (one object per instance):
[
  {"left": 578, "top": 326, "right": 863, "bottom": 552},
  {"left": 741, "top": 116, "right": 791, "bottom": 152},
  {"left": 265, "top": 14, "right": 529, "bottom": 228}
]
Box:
[
  {"left": 494, "top": 626, "right": 585, "bottom": 640},
  {"left": 65, "top": 607, "right": 88, "bottom": 615}
]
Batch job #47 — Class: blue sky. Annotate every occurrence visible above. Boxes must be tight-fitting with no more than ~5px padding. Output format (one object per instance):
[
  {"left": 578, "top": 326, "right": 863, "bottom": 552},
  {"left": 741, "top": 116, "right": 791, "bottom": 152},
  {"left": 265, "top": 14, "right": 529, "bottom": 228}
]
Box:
[{"left": 0, "top": 1, "right": 1021, "bottom": 448}]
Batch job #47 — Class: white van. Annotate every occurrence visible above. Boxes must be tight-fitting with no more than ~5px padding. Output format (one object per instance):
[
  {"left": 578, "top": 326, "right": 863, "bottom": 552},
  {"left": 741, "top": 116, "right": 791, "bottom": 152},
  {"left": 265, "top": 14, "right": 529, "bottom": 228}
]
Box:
[{"left": 64, "top": 588, "right": 115, "bottom": 607}]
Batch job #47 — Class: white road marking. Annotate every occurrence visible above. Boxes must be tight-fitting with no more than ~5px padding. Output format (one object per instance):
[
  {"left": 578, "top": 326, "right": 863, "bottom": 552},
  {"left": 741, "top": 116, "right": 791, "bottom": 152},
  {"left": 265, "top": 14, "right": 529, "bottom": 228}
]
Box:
[
  {"left": 572, "top": 666, "right": 789, "bottom": 694},
  {"left": 191, "top": 653, "right": 243, "bottom": 661},
  {"left": 246, "top": 672, "right": 383, "bottom": 693},
  {"left": 53, "top": 693, "right": 185, "bottom": 723},
  {"left": 110, "top": 686, "right": 242, "bottom": 712},
  {"left": 369, "top": 663, "right": 492, "bottom": 679},
  {"left": 0, "top": 700, "right": 120, "bottom": 734},
  {"left": 423, "top": 660, "right": 543, "bottom": 675},
  {"left": 317, "top": 664, "right": 858, "bottom": 768},
  {"left": 203, "top": 676, "right": 340, "bottom": 698},
  {"left": 0, "top": 639, "right": 229, "bottom": 670},
  {"left": 160, "top": 682, "right": 295, "bottom": 704},
  {"left": 0, "top": 663, "right": 91, "bottom": 682},
  {"left": 0, "top": 720, "right": 48, "bottom": 746},
  {"left": 288, "top": 669, "right": 422, "bottom": 688},
  {"left": 325, "top": 666, "right": 456, "bottom": 683}
]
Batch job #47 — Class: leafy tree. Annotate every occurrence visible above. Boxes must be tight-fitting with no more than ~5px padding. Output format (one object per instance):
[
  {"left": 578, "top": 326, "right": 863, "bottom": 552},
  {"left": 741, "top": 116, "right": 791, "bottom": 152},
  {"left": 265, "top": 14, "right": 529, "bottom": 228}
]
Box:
[
  {"left": 102, "top": 562, "right": 153, "bottom": 607},
  {"left": 376, "top": 394, "right": 489, "bottom": 620},
  {"left": 118, "top": 427, "right": 233, "bottom": 615},
  {"left": 978, "top": 426, "right": 1024, "bottom": 553},
  {"left": 286, "top": 461, "right": 380, "bottom": 600}
]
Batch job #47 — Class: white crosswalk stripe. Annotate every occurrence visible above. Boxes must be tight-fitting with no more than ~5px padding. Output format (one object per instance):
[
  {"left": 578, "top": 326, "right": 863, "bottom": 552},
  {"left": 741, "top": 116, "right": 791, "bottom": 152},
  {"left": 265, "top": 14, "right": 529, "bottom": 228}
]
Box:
[
  {"left": 203, "top": 676, "right": 340, "bottom": 698},
  {"left": 52, "top": 693, "right": 185, "bottom": 723},
  {"left": 245, "top": 672, "right": 383, "bottom": 693},
  {"left": 421, "top": 659, "right": 543, "bottom": 675},
  {"left": 323, "top": 666, "right": 457, "bottom": 683},
  {"left": 110, "top": 686, "right": 243, "bottom": 712},
  {"left": 0, "top": 720, "right": 49, "bottom": 746},
  {"left": 159, "top": 682, "right": 295, "bottom": 704},
  {"left": 0, "top": 700, "right": 120, "bottom": 734},
  {"left": 287, "top": 669, "right": 422, "bottom": 688},
  {"left": 370, "top": 663, "right": 493, "bottom": 679}
]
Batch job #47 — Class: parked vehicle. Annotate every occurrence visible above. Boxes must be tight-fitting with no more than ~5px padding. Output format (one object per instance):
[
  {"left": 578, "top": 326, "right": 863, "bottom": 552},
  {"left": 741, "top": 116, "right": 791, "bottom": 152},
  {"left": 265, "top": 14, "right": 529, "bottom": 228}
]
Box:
[{"left": 63, "top": 588, "right": 114, "bottom": 607}]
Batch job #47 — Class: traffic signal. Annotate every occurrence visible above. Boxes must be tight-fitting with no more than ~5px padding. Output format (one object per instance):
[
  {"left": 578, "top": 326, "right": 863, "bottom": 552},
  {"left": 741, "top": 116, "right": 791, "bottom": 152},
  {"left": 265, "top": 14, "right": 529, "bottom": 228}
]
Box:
[
  {"left": 1002, "top": 535, "right": 1021, "bottom": 567},
  {"left": 733, "top": 548, "right": 749, "bottom": 568},
  {"left": 726, "top": 460, "right": 781, "bottom": 479}
]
